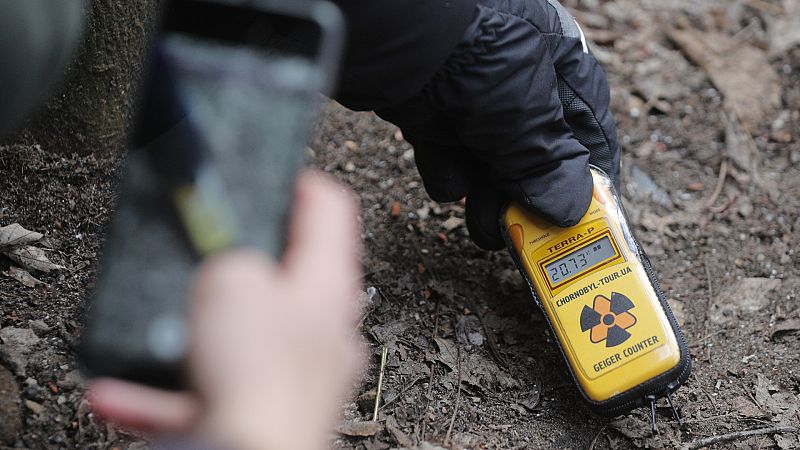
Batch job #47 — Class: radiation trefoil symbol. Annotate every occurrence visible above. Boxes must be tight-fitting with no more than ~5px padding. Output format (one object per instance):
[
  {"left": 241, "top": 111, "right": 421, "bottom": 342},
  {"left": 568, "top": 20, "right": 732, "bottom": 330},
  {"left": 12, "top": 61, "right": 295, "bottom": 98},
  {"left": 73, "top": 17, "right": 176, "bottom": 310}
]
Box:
[{"left": 580, "top": 292, "right": 637, "bottom": 347}]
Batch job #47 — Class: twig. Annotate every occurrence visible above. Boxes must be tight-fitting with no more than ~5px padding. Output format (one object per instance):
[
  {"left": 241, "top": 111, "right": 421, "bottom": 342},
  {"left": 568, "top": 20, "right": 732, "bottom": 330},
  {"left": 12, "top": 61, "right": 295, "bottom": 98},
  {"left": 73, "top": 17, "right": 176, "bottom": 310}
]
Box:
[
  {"left": 425, "top": 301, "right": 441, "bottom": 401},
  {"left": 683, "top": 426, "right": 797, "bottom": 450},
  {"left": 688, "top": 329, "right": 726, "bottom": 348},
  {"left": 755, "top": 434, "right": 768, "bottom": 450},
  {"left": 373, "top": 346, "right": 389, "bottom": 421},
  {"left": 444, "top": 340, "right": 464, "bottom": 446},
  {"left": 379, "top": 374, "right": 426, "bottom": 410},
  {"left": 703, "top": 258, "right": 713, "bottom": 330},
  {"left": 589, "top": 424, "right": 608, "bottom": 450},
  {"left": 708, "top": 193, "right": 739, "bottom": 214},
  {"left": 702, "top": 257, "right": 713, "bottom": 361},
  {"left": 418, "top": 299, "right": 441, "bottom": 442},
  {"left": 682, "top": 412, "right": 732, "bottom": 424},
  {"left": 463, "top": 295, "right": 509, "bottom": 370},
  {"left": 704, "top": 389, "right": 717, "bottom": 409},
  {"left": 704, "top": 159, "right": 728, "bottom": 209},
  {"left": 744, "top": 0, "right": 785, "bottom": 15},
  {"left": 741, "top": 381, "right": 762, "bottom": 413}
]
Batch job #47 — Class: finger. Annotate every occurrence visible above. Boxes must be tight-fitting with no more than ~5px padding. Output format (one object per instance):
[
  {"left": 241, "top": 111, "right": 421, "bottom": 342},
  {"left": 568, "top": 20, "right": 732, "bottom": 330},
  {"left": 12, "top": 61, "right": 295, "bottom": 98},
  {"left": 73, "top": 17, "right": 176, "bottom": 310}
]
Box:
[
  {"left": 282, "top": 171, "right": 362, "bottom": 303},
  {"left": 465, "top": 179, "right": 507, "bottom": 250},
  {"left": 87, "top": 378, "right": 200, "bottom": 432},
  {"left": 191, "top": 250, "right": 276, "bottom": 304},
  {"left": 189, "top": 250, "right": 278, "bottom": 337},
  {"left": 374, "top": 98, "right": 470, "bottom": 203},
  {"left": 187, "top": 250, "right": 277, "bottom": 379},
  {"left": 413, "top": 142, "right": 471, "bottom": 203},
  {"left": 501, "top": 156, "right": 593, "bottom": 228}
]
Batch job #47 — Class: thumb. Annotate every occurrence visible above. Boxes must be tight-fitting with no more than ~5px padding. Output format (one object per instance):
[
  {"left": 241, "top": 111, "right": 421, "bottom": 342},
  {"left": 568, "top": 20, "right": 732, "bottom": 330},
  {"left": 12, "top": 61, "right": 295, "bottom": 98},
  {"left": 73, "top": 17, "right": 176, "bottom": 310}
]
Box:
[
  {"left": 465, "top": 179, "right": 507, "bottom": 251},
  {"left": 500, "top": 156, "right": 593, "bottom": 228}
]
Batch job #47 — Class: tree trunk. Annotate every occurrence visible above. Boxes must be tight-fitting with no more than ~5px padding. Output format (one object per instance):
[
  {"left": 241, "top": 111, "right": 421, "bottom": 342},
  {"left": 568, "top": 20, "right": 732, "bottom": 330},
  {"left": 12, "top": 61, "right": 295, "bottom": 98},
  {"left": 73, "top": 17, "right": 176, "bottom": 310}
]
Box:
[{"left": 9, "top": 0, "right": 160, "bottom": 155}]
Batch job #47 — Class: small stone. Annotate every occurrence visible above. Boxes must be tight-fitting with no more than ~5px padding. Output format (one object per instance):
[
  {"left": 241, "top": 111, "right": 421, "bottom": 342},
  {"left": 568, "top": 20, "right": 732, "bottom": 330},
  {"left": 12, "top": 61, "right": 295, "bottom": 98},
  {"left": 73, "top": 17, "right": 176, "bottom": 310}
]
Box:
[
  {"left": 344, "top": 140, "right": 358, "bottom": 151},
  {"left": 687, "top": 182, "right": 705, "bottom": 191},
  {"left": 416, "top": 204, "right": 431, "bottom": 220},
  {"left": 468, "top": 331, "right": 485, "bottom": 346},
  {"left": 627, "top": 95, "right": 645, "bottom": 118},
  {"left": 634, "top": 141, "right": 657, "bottom": 158},
  {"left": 24, "top": 399, "right": 45, "bottom": 415},
  {"left": 58, "top": 370, "right": 84, "bottom": 390},
  {"left": 441, "top": 216, "right": 465, "bottom": 232},
  {"left": 667, "top": 298, "right": 686, "bottom": 327},
  {"left": 0, "top": 328, "right": 41, "bottom": 376},
  {"left": 343, "top": 161, "right": 356, "bottom": 172},
  {"left": 28, "top": 320, "right": 50, "bottom": 335},
  {"left": 393, "top": 129, "right": 404, "bottom": 141},
  {"left": 390, "top": 202, "right": 401, "bottom": 217},
  {"left": 771, "top": 128, "right": 792, "bottom": 143},
  {"left": 738, "top": 199, "right": 754, "bottom": 217}
]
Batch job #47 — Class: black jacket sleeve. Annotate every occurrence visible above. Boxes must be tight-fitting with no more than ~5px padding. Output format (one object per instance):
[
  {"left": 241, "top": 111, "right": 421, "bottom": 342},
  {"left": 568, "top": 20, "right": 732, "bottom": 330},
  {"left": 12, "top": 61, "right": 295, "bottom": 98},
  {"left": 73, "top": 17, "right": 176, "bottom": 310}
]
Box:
[
  {"left": 332, "top": 0, "right": 620, "bottom": 249},
  {"left": 332, "top": 0, "right": 478, "bottom": 110}
]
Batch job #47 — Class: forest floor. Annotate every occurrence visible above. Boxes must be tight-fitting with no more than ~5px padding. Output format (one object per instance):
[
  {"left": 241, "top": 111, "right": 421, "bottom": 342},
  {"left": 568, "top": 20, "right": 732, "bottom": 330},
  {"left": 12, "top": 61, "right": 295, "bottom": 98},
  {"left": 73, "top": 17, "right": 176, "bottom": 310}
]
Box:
[{"left": 1, "top": 0, "right": 799, "bottom": 449}]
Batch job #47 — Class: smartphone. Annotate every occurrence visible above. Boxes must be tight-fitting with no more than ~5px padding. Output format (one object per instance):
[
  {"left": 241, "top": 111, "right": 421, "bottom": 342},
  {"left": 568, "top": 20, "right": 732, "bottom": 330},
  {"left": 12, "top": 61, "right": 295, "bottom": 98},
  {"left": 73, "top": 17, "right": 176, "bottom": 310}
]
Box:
[{"left": 81, "top": 0, "right": 343, "bottom": 388}]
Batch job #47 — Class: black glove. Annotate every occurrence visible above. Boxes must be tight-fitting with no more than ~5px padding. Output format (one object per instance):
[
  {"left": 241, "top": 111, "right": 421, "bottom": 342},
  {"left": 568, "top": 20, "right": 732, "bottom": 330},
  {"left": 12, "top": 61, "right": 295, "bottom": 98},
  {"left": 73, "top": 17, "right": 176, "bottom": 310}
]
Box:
[{"left": 336, "top": 0, "right": 621, "bottom": 250}]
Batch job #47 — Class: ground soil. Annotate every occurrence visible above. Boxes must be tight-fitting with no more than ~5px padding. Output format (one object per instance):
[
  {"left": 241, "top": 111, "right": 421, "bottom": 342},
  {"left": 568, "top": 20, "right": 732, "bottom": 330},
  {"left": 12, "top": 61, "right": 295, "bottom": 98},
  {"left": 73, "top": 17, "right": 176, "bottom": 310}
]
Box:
[{"left": 0, "top": 0, "right": 798, "bottom": 449}]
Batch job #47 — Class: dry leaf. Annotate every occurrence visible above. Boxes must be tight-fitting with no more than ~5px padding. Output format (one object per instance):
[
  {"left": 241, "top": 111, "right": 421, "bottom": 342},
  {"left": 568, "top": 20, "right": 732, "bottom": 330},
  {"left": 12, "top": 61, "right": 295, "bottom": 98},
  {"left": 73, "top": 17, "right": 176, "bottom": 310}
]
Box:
[
  {"left": 23, "top": 400, "right": 45, "bottom": 415},
  {"left": 336, "top": 420, "right": 384, "bottom": 437},
  {"left": 432, "top": 337, "right": 520, "bottom": 391},
  {"left": 711, "top": 278, "right": 781, "bottom": 325},
  {"left": 772, "top": 319, "right": 800, "bottom": 340},
  {"left": 722, "top": 112, "right": 779, "bottom": 200},
  {"left": 766, "top": 0, "right": 800, "bottom": 56},
  {"left": 731, "top": 395, "right": 763, "bottom": 418},
  {"left": 668, "top": 28, "right": 781, "bottom": 130},
  {"left": 6, "top": 267, "right": 43, "bottom": 287},
  {"left": 7, "top": 246, "right": 64, "bottom": 273},
  {"left": 385, "top": 416, "right": 413, "bottom": 448},
  {"left": 0, "top": 224, "right": 43, "bottom": 250}
]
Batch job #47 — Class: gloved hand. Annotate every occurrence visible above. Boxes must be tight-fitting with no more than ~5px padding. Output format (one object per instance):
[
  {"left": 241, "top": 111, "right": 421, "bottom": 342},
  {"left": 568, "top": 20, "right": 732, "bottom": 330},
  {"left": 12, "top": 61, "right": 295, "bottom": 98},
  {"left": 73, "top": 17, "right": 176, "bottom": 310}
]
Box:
[{"left": 337, "top": 0, "right": 621, "bottom": 250}]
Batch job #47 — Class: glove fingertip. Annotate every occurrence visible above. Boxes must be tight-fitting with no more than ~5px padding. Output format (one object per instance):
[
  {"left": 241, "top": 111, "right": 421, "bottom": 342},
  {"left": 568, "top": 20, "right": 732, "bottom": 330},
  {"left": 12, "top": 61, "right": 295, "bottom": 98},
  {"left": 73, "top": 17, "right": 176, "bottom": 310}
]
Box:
[
  {"left": 466, "top": 220, "right": 506, "bottom": 250},
  {"left": 465, "top": 185, "right": 508, "bottom": 251},
  {"left": 512, "top": 161, "right": 594, "bottom": 229}
]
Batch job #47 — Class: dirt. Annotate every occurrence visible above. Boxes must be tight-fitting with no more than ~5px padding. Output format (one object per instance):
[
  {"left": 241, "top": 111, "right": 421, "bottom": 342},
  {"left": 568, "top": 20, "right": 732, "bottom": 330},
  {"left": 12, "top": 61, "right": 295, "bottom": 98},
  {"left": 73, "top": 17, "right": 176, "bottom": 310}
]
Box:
[{"left": 0, "top": 0, "right": 799, "bottom": 449}]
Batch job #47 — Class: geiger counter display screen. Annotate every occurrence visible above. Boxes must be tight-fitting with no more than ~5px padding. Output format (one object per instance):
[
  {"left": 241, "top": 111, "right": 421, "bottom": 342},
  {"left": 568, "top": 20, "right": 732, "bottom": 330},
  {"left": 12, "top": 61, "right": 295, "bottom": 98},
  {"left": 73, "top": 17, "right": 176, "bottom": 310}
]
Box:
[{"left": 545, "top": 236, "right": 617, "bottom": 284}]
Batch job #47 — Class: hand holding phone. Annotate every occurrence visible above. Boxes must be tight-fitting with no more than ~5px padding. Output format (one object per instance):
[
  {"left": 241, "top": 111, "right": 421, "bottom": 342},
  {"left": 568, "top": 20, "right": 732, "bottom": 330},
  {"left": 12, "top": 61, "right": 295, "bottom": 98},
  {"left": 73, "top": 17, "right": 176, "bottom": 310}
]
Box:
[{"left": 81, "top": 0, "right": 344, "bottom": 388}]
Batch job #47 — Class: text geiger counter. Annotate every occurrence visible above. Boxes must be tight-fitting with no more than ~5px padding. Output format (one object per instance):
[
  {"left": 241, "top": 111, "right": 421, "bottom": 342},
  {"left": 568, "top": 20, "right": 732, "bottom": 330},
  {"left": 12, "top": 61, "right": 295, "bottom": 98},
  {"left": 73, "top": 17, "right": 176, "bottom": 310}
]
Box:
[{"left": 502, "top": 167, "right": 690, "bottom": 424}]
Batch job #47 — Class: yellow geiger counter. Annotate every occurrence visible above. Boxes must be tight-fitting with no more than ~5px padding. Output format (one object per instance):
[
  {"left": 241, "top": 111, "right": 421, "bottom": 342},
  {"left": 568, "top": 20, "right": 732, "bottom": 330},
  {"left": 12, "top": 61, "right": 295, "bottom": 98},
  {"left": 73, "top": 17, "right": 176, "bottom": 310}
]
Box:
[{"left": 502, "top": 167, "right": 690, "bottom": 425}]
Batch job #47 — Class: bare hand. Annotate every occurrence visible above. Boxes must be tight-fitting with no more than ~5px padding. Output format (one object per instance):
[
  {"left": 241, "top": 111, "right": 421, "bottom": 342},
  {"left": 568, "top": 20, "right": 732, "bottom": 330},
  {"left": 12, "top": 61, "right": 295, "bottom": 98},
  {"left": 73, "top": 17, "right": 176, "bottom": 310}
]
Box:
[{"left": 88, "top": 171, "right": 364, "bottom": 450}]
